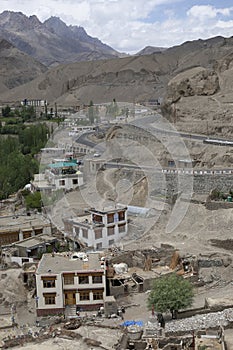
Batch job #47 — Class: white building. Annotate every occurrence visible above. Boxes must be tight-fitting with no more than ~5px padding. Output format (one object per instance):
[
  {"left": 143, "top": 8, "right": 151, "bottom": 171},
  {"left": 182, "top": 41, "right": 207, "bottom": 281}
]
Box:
[
  {"left": 36, "top": 252, "right": 106, "bottom": 316},
  {"left": 63, "top": 206, "right": 128, "bottom": 250},
  {"left": 31, "top": 160, "right": 83, "bottom": 193}
]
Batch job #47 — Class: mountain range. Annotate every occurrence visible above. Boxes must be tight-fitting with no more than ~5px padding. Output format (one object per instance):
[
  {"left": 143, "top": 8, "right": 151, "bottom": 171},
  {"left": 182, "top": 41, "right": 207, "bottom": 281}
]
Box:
[
  {"left": 0, "top": 11, "right": 122, "bottom": 67},
  {"left": 1, "top": 10, "right": 233, "bottom": 139}
]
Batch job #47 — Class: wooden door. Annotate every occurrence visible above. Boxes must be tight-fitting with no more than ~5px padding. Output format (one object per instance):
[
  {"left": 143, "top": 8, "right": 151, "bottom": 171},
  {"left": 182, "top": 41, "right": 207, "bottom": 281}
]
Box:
[{"left": 65, "top": 291, "right": 76, "bottom": 305}]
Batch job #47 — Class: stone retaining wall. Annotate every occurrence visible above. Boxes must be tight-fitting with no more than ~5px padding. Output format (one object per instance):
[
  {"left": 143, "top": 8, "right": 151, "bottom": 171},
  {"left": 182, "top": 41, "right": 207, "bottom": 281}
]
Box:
[{"left": 121, "top": 169, "right": 233, "bottom": 195}]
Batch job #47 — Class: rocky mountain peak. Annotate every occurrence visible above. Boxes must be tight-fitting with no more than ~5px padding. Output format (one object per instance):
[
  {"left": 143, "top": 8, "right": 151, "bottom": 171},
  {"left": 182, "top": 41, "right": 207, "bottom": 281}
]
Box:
[
  {"left": 0, "top": 11, "right": 42, "bottom": 31},
  {"left": 44, "top": 16, "right": 89, "bottom": 41},
  {"left": 28, "top": 15, "right": 42, "bottom": 28},
  {"left": 0, "top": 10, "right": 121, "bottom": 66},
  {"left": 44, "top": 16, "right": 67, "bottom": 31}
]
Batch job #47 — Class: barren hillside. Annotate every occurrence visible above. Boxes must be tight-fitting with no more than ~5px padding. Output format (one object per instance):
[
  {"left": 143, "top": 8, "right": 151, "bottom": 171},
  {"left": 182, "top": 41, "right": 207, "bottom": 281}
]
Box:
[
  {"left": 0, "top": 38, "right": 47, "bottom": 93},
  {"left": 0, "top": 35, "right": 233, "bottom": 140}
]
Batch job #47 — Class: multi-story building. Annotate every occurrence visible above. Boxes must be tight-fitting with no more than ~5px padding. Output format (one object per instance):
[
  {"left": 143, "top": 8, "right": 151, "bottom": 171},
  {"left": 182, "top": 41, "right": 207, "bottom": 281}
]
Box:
[
  {"left": 63, "top": 206, "right": 128, "bottom": 250},
  {"left": 35, "top": 252, "right": 106, "bottom": 316}
]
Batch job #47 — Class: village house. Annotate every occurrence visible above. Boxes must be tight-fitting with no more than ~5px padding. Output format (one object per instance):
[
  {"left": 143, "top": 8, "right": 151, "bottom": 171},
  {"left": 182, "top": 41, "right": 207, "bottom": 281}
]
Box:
[
  {"left": 63, "top": 206, "right": 128, "bottom": 250},
  {"left": 35, "top": 252, "right": 106, "bottom": 316},
  {"left": 1, "top": 234, "right": 59, "bottom": 267},
  {"left": 31, "top": 159, "right": 83, "bottom": 193},
  {"left": 0, "top": 214, "right": 52, "bottom": 247}
]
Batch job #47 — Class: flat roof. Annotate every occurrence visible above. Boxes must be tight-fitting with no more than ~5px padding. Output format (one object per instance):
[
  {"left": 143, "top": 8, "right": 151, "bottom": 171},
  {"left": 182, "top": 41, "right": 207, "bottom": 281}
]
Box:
[
  {"left": 0, "top": 214, "right": 50, "bottom": 233},
  {"left": 31, "top": 180, "right": 53, "bottom": 189},
  {"left": 36, "top": 253, "right": 104, "bottom": 275},
  {"left": 14, "top": 234, "right": 57, "bottom": 249},
  {"left": 66, "top": 214, "right": 93, "bottom": 228},
  {"left": 89, "top": 206, "right": 127, "bottom": 215}
]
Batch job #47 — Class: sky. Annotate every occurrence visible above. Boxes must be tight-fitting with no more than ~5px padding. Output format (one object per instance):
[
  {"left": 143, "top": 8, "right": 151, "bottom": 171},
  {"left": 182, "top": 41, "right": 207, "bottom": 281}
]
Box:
[{"left": 1, "top": 0, "right": 233, "bottom": 53}]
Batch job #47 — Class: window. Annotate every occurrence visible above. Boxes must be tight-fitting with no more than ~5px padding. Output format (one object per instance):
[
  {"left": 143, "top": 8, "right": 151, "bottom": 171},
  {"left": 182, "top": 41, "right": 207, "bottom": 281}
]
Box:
[
  {"left": 107, "top": 226, "right": 115, "bottom": 236},
  {"left": 96, "top": 242, "right": 102, "bottom": 250},
  {"left": 64, "top": 274, "right": 75, "bottom": 285},
  {"left": 93, "top": 290, "right": 103, "bottom": 300},
  {"left": 92, "top": 214, "right": 103, "bottom": 223},
  {"left": 44, "top": 293, "right": 56, "bottom": 305},
  {"left": 59, "top": 179, "right": 65, "bottom": 186},
  {"left": 109, "top": 239, "right": 115, "bottom": 246},
  {"left": 118, "top": 223, "right": 126, "bottom": 233},
  {"left": 118, "top": 211, "right": 125, "bottom": 221},
  {"left": 79, "top": 291, "right": 90, "bottom": 301},
  {"left": 82, "top": 229, "right": 88, "bottom": 239},
  {"left": 79, "top": 275, "right": 89, "bottom": 284},
  {"left": 72, "top": 179, "right": 78, "bottom": 185},
  {"left": 23, "top": 231, "right": 31, "bottom": 239},
  {"left": 42, "top": 276, "right": 56, "bottom": 288},
  {"left": 35, "top": 228, "right": 43, "bottom": 235},
  {"left": 107, "top": 213, "right": 114, "bottom": 223},
  {"left": 94, "top": 229, "right": 102, "bottom": 239},
  {"left": 92, "top": 275, "right": 102, "bottom": 283}
]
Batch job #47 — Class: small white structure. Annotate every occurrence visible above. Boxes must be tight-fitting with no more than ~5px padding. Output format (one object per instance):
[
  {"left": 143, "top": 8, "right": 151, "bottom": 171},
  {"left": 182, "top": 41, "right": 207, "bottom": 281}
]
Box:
[{"left": 36, "top": 253, "right": 106, "bottom": 316}]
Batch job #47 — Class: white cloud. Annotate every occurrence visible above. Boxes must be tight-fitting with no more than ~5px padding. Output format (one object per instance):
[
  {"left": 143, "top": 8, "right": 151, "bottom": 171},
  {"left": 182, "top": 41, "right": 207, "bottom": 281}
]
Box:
[
  {"left": 0, "top": 1, "right": 233, "bottom": 53},
  {"left": 217, "top": 19, "right": 233, "bottom": 28},
  {"left": 187, "top": 5, "right": 233, "bottom": 20}
]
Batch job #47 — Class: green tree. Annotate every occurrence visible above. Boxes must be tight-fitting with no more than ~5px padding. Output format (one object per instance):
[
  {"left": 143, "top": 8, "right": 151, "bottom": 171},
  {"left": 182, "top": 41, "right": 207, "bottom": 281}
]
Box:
[
  {"left": 0, "top": 135, "right": 40, "bottom": 199},
  {"left": 147, "top": 273, "right": 194, "bottom": 319},
  {"left": 24, "top": 191, "right": 42, "bottom": 212},
  {"left": 88, "top": 100, "right": 94, "bottom": 124},
  {"left": 2, "top": 105, "right": 11, "bottom": 117},
  {"left": 112, "top": 98, "right": 119, "bottom": 117},
  {"left": 20, "top": 106, "right": 36, "bottom": 121}
]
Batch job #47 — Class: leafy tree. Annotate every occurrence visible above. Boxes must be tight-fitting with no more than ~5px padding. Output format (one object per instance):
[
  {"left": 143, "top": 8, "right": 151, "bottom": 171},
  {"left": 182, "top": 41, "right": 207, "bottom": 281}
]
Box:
[
  {"left": 88, "top": 100, "right": 94, "bottom": 124},
  {"left": 24, "top": 191, "right": 42, "bottom": 212},
  {"left": 18, "top": 123, "right": 49, "bottom": 155},
  {"left": 105, "top": 99, "right": 119, "bottom": 118},
  {"left": 20, "top": 106, "right": 36, "bottom": 122},
  {"left": 147, "top": 273, "right": 194, "bottom": 319},
  {"left": 112, "top": 98, "right": 119, "bottom": 116},
  {"left": 2, "top": 105, "right": 11, "bottom": 117}
]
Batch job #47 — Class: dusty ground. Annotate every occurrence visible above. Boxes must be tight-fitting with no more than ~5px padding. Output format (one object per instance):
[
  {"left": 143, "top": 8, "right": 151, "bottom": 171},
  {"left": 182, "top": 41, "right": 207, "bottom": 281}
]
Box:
[
  {"left": 2, "top": 121, "right": 233, "bottom": 348},
  {"left": 1, "top": 326, "right": 121, "bottom": 350},
  {"left": 1, "top": 266, "right": 233, "bottom": 348},
  {"left": 225, "top": 329, "right": 233, "bottom": 350}
]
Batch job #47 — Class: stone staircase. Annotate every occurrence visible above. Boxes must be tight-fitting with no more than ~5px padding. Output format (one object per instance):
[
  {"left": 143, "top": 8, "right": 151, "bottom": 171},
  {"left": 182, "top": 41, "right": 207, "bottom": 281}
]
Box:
[{"left": 65, "top": 305, "right": 77, "bottom": 319}]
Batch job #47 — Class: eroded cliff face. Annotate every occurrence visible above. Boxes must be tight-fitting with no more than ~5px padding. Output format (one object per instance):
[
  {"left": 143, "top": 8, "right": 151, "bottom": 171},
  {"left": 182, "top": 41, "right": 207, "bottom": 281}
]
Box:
[
  {"left": 161, "top": 66, "right": 220, "bottom": 123},
  {"left": 167, "top": 67, "right": 219, "bottom": 102},
  {"left": 161, "top": 59, "right": 233, "bottom": 138}
]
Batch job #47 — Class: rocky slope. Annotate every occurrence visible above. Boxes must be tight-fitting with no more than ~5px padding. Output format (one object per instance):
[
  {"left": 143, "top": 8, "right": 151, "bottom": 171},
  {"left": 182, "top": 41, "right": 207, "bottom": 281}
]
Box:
[
  {"left": 0, "top": 53, "right": 170, "bottom": 105},
  {"left": 161, "top": 38, "right": 233, "bottom": 137},
  {"left": 0, "top": 38, "right": 47, "bottom": 93},
  {"left": 0, "top": 11, "right": 121, "bottom": 67}
]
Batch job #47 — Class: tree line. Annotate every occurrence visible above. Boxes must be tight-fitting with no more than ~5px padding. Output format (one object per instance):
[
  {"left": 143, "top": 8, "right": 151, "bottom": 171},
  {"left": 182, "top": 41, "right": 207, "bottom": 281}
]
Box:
[{"left": 0, "top": 123, "right": 49, "bottom": 199}]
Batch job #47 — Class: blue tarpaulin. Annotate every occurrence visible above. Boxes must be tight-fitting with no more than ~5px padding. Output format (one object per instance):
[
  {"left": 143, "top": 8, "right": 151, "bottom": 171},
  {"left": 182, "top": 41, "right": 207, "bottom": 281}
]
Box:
[{"left": 121, "top": 320, "right": 143, "bottom": 327}]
